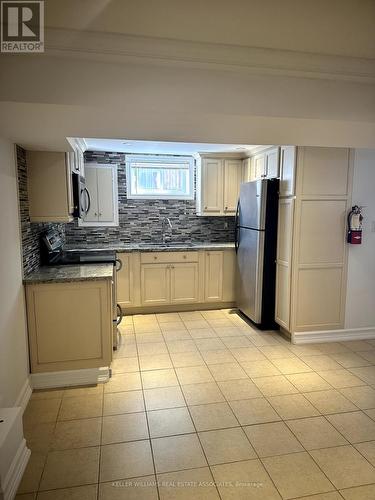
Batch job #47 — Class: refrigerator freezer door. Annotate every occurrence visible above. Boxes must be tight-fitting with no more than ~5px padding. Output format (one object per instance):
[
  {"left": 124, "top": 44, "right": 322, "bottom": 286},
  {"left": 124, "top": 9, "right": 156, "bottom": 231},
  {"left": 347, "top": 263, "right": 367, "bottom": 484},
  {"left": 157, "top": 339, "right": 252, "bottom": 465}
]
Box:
[
  {"left": 239, "top": 180, "right": 267, "bottom": 230},
  {"left": 237, "top": 227, "right": 265, "bottom": 323}
]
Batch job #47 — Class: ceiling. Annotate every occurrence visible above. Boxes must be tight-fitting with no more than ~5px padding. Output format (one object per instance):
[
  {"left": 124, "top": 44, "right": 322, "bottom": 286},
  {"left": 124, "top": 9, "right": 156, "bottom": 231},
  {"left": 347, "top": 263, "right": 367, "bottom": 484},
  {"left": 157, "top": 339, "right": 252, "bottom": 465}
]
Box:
[{"left": 84, "top": 138, "right": 261, "bottom": 155}]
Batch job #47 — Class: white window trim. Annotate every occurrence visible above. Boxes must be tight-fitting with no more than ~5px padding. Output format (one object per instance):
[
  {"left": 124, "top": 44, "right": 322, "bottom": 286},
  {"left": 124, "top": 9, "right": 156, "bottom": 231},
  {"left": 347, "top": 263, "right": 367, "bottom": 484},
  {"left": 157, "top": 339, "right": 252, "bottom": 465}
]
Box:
[
  {"left": 78, "top": 163, "right": 119, "bottom": 227},
  {"left": 125, "top": 154, "right": 195, "bottom": 200}
]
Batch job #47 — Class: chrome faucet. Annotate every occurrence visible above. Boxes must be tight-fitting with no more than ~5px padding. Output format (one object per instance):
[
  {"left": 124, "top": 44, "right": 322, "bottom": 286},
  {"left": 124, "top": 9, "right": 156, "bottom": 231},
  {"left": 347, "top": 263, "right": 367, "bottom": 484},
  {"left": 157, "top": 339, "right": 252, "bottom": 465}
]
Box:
[{"left": 161, "top": 217, "right": 173, "bottom": 244}]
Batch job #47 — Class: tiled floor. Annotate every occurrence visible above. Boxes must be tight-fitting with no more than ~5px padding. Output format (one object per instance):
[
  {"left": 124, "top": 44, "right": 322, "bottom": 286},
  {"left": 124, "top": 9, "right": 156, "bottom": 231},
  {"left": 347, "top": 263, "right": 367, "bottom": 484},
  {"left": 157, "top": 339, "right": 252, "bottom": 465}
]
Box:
[{"left": 17, "top": 309, "right": 375, "bottom": 499}]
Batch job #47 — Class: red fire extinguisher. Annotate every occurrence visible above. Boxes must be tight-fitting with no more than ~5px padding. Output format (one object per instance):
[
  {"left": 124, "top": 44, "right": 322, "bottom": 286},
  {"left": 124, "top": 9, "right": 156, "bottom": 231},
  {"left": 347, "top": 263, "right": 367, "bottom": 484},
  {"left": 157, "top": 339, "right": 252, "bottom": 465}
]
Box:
[{"left": 347, "top": 205, "right": 363, "bottom": 244}]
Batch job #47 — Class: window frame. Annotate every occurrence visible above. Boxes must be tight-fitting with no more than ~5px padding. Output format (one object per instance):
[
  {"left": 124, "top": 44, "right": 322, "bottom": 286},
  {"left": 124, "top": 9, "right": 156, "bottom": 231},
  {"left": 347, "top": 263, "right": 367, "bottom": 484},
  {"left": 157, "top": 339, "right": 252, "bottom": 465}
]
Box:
[{"left": 125, "top": 154, "right": 195, "bottom": 200}]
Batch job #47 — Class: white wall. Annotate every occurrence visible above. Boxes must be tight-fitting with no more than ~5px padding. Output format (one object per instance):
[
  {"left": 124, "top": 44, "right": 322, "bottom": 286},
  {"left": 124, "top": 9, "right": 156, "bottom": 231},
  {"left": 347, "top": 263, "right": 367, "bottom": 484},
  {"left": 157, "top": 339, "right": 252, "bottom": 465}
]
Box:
[
  {"left": 0, "top": 137, "right": 30, "bottom": 407},
  {"left": 345, "top": 149, "right": 375, "bottom": 329}
]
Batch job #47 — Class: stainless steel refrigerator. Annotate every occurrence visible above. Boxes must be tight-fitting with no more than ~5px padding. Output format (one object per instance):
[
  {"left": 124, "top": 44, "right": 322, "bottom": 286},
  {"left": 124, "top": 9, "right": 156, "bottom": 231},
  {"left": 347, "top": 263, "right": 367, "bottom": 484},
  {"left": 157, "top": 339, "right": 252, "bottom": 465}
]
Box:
[{"left": 235, "top": 179, "right": 279, "bottom": 329}]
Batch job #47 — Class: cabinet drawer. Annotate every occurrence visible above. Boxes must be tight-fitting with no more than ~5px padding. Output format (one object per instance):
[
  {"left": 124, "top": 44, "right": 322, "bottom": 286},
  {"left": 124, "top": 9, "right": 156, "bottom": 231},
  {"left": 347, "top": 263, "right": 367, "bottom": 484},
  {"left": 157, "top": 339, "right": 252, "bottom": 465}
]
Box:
[{"left": 140, "top": 251, "right": 198, "bottom": 263}]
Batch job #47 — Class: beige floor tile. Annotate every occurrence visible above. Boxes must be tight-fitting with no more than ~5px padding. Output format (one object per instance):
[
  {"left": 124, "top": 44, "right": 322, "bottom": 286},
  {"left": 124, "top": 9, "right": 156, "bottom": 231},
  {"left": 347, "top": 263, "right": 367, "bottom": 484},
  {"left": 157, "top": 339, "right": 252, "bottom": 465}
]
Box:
[
  {"left": 230, "top": 347, "right": 266, "bottom": 363},
  {"left": 301, "top": 355, "right": 343, "bottom": 371},
  {"left": 208, "top": 362, "right": 248, "bottom": 382},
  {"left": 286, "top": 372, "right": 332, "bottom": 392},
  {"left": 160, "top": 321, "right": 186, "bottom": 332},
  {"left": 24, "top": 423, "right": 55, "bottom": 454},
  {"left": 365, "top": 408, "right": 375, "bottom": 420},
  {"left": 189, "top": 402, "right": 238, "bottom": 431},
  {"left": 331, "top": 352, "right": 371, "bottom": 368},
  {"left": 23, "top": 399, "right": 61, "bottom": 425},
  {"left": 170, "top": 351, "right": 205, "bottom": 368},
  {"left": 188, "top": 328, "right": 217, "bottom": 339},
  {"left": 355, "top": 440, "right": 375, "bottom": 466},
  {"left": 136, "top": 333, "right": 165, "bottom": 344},
  {"left": 157, "top": 312, "right": 181, "bottom": 322},
  {"left": 318, "top": 369, "right": 366, "bottom": 389},
  {"left": 263, "top": 451, "right": 334, "bottom": 499},
  {"left": 163, "top": 330, "right": 191, "bottom": 341},
  {"left": 104, "top": 372, "right": 142, "bottom": 393},
  {"left": 137, "top": 342, "right": 168, "bottom": 356},
  {"left": 259, "top": 346, "right": 296, "bottom": 359},
  {"left": 103, "top": 391, "right": 144, "bottom": 415},
  {"left": 340, "top": 385, "right": 375, "bottom": 409},
  {"left": 288, "top": 344, "right": 323, "bottom": 356},
  {"left": 345, "top": 340, "right": 375, "bottom": 352},
  {"left": 253, "top": 375, "right": 298, "bottom": 397},
  {"left": 211, "top": 459, "right": 282, "bottom": 499},
  {"left": 221, "top": 336, "right": 252, "bottom": 348},
  {"left": 199, "top": 427, "right": 256, "bottom": 465},
  {"left": 134, "top": 325, "right": 161, "bottom": 334},
  {"left": 58, "top": 394, "right": 102, "bottom": 420},
  {"left": 139, "top": 354, "right": 173, "bottom": 371},
  {"left": 214, "top": 327, "right": 244, "bottom": 338},
  {"left": 318, "top": 343, "right": 350, "bottom": 354},
  {"left": 99, "top": 476, "right": 158, "bottom": 500},
  {"left": 340, "top": 484, "right": 375, "bottom": 500},
  {"left": 37, "top": 485, "right": 97, "bottom": 500},
  {"left": 175, "top": 366, "right": 214, "bottom": 385},
  {"left": 218, "top": 379, "right": 262, "bottom": 401},
  {"left": 148, "top": 407, "right": 194, "bottom": 438},
  {"left": 303, "top": 389, "right": 357, "bottom": 414},
  {"left": 31, "top": 389, "right": 63, "bottom": 401},
  {"left": 17, "top": 452, "right": 46, "bottom": 494},
  {"left": 102, "top": 412, "right": 149, "bottom": 444},
  {"left": 182, "top": 382, "right": 225, "bottom": 405},
  {"left": 310, "top": 445, "right": 375, "bottom": 489},
  {"left": 267, "top": 393, "right": 320, "bottom": 420},
  {"left": 349, "top": 366, "right": 375, "bottom": 385},
  {"left": 152, "top": 433, "right": 207, "bottom": 473},
  {"left": 249, "top": 336, "right": 283, "bottom": 348},
  {"left": 144, "top": 386, "right": 185, "bottom": 410},
  {"left": 287, "top": 416, "right": 348, "bottom": 449},
  {"left": 165, "top": 339, "right": 197, "bottom": 353},
  {"left": 141, "top": 369, "right": 178, "bottom": 389},
  {"left": 207, "top": 319, "right": 234, "bottom": 328},
  {"left": 40, "top": 447, "right": 99, "bottom": 490},
  {"left": 111, "top": 356, "right": 139, "bottom": 374},
  {"left": 287, "top": 494, "right": 342, "bottom": 500},
  {"left": 15, "top": 494, "right": 36, "bottom": 500},
  {"left": 158, "top": 467, "right": 220, "bottom": 499},
  {"left": 195, "top": 338, "right": 226, "bottom": 351},
  {"left": 229, "top": 398, "right": 281, "bottom": 425},
  {"left": 51, "top": 417, "right": 101, "bottom": 450},
  {"left": 271, "top": 357, "right": 312, "bottom": 374},
  {"left": 201, "top": 349, "right": 236, "bottom": 365},
  {"left": 245, "top": 421, "right": 303, "bottom": 457},
  {"left": 240, "top": 360, "right": 280, "bottom": 377},
  {"left": 326, "top": 411, "right": 375, "bottom": 443},
  {"left": 184, "top": 319, "right": 210, "bottom": 330},
  {"left": 115, "top": 343, "right": 138, "bottom": 358},
  {"left": 100, "top": 440, "right": 154, "bottom": 482},
  {"left": 358, "top": 350, "right": 375, "bottom": 363},
  {"left": 179, "top": 311, "right": 204, "bottom": 320},
  {"left": 63, "top": 384, "right": 104, "bottom": 398}
]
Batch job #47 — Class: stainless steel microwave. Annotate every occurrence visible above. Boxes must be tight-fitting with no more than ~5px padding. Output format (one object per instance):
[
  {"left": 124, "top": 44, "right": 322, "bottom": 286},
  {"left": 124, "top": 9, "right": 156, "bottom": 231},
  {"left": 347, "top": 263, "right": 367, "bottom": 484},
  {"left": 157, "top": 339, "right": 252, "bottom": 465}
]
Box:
[{"left": 72, "top": 172, "right": 90, "bottom": 218}]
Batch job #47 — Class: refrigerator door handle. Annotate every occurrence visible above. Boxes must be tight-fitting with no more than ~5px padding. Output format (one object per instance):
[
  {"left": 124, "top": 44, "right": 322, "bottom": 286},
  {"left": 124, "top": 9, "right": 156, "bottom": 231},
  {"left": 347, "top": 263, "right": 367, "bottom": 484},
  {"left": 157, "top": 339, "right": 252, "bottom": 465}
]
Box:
[{"left": 234, "top": 199, "right": 240, "bottom": 253}]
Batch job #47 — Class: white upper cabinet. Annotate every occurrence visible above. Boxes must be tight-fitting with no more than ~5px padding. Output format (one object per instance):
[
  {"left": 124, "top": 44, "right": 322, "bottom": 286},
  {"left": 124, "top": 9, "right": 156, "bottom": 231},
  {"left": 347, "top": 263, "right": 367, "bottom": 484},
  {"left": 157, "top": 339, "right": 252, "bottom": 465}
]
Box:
[
  {"left": 244, "top": 147, "right": 281, "bottom": 183},
  {"left": 254, "top": 153, "right": 267, "bottom": 179},
  {"left": 80, "top": 164, "right": 118, "bottom": 226},
  {"left": 197, "top": 156, "right": 242, "bottom": 216},
  {"left": 265, "top": 147, "right": 280, "bottom": 179},
  {"left": 279, "top": 146, "right": 296, "bottom": 197},
  {"left": 223, "top": 159, "right": 242, "bottom": 214}
]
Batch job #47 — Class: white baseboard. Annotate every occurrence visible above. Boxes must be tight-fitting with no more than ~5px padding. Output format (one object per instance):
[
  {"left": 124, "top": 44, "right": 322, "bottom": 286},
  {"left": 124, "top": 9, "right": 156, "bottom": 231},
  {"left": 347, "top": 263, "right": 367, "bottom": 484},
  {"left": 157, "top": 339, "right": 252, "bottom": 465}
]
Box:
[
  {"left": 30, "top": 367, "right": 110, "bottom": 389},
  {"left": 2, "top": 439, "right": 30, "bottom": 500},
  {"left": 293, "top": 326, "right": 375, "bottom": 344},
  {"left": 14, "top": 378, "right": 32, "bottom": 413}
]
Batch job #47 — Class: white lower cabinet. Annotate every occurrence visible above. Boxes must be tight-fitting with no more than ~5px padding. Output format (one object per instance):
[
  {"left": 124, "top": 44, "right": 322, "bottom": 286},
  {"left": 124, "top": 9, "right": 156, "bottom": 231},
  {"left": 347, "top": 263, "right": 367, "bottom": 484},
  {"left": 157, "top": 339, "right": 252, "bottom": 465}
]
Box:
[{"left": 117, "top": 249, "right": 236, "bottom": 311}]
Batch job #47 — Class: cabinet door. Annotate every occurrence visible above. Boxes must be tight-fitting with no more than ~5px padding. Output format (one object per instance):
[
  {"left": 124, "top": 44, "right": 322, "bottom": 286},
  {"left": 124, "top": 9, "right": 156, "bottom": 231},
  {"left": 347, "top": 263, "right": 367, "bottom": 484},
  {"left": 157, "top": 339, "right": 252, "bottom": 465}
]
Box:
[
  {"left": 97, "top": 167, "right": 115, "bottom": 222},
  {"left": 141, "top": 264, "right": 170, "bottom": 305},
  {"left": 223, "top": 159, "right": 242, "bottom": 214},
  {"left": 170, "top": 263, "right": 199, "bottom": 303},
  {"left": 242, "top": 158, "right": 251, "bottom": 182},
  {"left": 254, "top": 154, "right": 266, "bottom": 179},
  {"left": 83, "top": 166, "right": 99, "bottom": 222},
  {"left": 202, "top": 159, "right": 224, "bottom": 214},
  {"left": 265, "top": 148, "right": 280, "bottom": 179},
  {"left": 204, "top": 251, "right": 224, "bottom": 302},
  {"left": 116, "top": 254, "right": 133, "bottom": 306},
  {"left": 280, "top": 146, "right": 296, "bottom": 196}
]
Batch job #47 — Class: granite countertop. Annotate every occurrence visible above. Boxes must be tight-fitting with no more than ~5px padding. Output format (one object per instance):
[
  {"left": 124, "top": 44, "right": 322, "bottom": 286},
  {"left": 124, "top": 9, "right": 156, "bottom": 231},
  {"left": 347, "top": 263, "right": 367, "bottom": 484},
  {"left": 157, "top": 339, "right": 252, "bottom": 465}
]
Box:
[
  {"left": 23, "top": 263, "right": 114, "bottom": 284},
  {"left": 63, "top": 242, "right": 235, "bottom": 253}
]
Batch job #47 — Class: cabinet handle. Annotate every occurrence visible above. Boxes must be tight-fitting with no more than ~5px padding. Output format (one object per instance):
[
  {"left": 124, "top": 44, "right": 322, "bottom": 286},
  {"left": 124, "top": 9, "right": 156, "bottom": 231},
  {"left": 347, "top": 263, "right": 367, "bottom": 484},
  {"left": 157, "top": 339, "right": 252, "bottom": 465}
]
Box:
[
  {"left": 204, "top": 206, "right": 208, "bottom": 209},
  {"left": 153, "top": 256, "right": 157, "bottom": 260},
  {"left": 183, "top": 255, "right": 187, "bottom": 259},
  {"left": 94, "top": 212, "right": 98, "bottom": 216},
  {"left": 207, "top": 252, "right": 210, "bottom": 256}
]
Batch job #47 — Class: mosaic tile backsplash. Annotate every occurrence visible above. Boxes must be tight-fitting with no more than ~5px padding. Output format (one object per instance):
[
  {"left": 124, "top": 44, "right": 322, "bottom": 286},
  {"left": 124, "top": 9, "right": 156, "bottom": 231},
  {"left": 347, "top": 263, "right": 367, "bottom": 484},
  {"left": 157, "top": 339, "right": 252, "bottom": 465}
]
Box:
[
  {"left": 16, "top": 146, "right": 65, "bottom": 276},
  {"left": 64, "top": 151, "right": 235, "bottom": 246}
]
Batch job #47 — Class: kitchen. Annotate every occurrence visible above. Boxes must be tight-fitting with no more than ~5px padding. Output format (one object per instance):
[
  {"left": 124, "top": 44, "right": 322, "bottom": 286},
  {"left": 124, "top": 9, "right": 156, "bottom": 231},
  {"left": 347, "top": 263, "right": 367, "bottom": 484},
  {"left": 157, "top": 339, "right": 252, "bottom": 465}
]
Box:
[{"left": 1, "top": 1, "right": 375, "bottom": 499}]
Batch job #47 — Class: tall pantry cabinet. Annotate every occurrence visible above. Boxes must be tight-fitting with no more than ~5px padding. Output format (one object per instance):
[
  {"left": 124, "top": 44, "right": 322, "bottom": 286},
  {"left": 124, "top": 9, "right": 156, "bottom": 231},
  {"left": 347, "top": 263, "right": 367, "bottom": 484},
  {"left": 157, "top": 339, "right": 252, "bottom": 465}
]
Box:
[{"left": 275, "top": 147, "right": 353, "bottom": 340}]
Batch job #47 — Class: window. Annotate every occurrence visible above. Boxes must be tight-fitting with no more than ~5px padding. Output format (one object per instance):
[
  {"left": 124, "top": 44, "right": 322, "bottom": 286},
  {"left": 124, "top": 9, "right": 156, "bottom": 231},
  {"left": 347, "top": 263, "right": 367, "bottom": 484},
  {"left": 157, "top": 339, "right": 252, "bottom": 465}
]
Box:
[{"left": 126, "top": 155, "right": 194, "bottom": 200}]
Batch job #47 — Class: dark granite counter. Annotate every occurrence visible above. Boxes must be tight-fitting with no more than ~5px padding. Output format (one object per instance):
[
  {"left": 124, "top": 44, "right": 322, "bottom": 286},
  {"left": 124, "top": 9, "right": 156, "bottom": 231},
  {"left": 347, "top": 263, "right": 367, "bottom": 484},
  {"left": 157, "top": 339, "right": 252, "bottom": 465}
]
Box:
[
  {"left": 23, "top": 263, "right": 114, "bottom": 284},
  {"left": 63, "top": 242, "right": 235, "bottom": 253}
]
